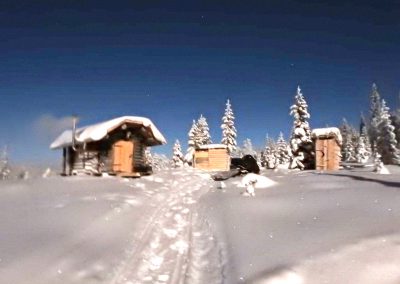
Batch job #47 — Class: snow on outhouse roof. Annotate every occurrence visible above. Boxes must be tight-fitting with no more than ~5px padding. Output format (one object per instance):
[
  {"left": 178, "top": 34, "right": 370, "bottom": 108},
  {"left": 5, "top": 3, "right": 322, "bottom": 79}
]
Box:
[
  {"left": 311, "top": 127, "right": 343, "bottom": 145},
  {"left": 50, "top": 116, "right": 167, "bottom": 149},
  {"left": 197, "top": 144, "right": 228, "bottom": 150}
]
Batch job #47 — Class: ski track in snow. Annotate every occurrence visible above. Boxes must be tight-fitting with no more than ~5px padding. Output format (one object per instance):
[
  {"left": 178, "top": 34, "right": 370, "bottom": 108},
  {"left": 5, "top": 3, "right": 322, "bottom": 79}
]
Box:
[{"left": 111, "top": 169, "right": 224, "bottom": 284}]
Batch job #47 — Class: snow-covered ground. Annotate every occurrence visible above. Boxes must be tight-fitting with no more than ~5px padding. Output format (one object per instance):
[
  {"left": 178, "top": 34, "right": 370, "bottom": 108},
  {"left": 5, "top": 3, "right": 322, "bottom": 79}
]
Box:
[
  {"left": 199, "top": 166, "right": 400, "bottom": 283},
  {"left": 0, "top": 170, "right": 221, "bottom": 284},
  {"left": 0, "top": 167, "right": 400, "bottom": 284}
]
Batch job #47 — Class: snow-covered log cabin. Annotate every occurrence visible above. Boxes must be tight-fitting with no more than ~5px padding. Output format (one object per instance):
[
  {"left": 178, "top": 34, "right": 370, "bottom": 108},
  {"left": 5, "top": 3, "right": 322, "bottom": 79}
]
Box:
[
  {"left": 194, "top": 144, "right": 230, "bottom": 171},
  {"left": 312, "top": 127, "right": 342, "bottom": 171},
  {"left": 50, "top": 116, "right": 166, "bottom": 177}
]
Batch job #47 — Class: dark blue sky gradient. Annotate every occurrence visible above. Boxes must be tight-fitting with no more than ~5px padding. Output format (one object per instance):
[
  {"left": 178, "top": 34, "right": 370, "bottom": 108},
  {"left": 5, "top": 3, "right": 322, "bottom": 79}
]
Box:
[{"left": 0, "top": 1, "right": 399, "bottom": 162}]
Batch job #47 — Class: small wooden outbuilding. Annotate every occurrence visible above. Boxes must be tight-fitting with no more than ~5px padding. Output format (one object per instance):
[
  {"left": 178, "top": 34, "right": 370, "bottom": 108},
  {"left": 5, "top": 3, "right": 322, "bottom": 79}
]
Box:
[
  {"left": 311, "top": 127, "right": 342, "bottom": 171},
  {"left": 50, "top": 116, "right": 166, "bottom": 177},
  {"left": 194, "top": 144, "right": 230, "bottom": 171}
]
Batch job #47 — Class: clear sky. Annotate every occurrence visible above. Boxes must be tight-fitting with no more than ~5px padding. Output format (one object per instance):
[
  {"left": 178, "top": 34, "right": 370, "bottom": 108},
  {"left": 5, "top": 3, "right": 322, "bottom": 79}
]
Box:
[{"left": 1, "top": 0, "right": 399, "bottom": 163}]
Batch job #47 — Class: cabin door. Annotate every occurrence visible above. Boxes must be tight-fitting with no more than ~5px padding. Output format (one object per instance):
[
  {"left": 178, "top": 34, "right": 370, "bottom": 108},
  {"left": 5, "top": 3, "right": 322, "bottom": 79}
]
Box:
[
  {"left": 112, "top": 140, "right": 134, "bottom": 173},
  {"left": 315, "top": 139, "right": 328, "bottom": 170}
]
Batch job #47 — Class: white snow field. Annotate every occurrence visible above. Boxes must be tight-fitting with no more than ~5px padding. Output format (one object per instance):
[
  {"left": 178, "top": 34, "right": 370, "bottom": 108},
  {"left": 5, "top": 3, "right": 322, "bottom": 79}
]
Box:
[
  {"left": 0, "top": 169, "right": 222, "bottom": 284},
  {"left": 0, "top": 167, "right": 400, "bottom": 284},
  {"left": 200, "top": 167, "right": 400, "bottom": 284}
]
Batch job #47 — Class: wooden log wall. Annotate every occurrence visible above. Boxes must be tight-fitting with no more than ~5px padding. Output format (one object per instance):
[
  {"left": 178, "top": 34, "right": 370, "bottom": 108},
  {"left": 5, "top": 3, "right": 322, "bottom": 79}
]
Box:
[{"left": 66, "top": 125, "right": 152, "bottom": 175}]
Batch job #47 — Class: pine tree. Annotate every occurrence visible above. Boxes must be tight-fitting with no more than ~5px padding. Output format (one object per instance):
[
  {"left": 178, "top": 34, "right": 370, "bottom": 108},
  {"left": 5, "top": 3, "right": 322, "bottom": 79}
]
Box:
[
  {"left": 289, "top": 86, "right": 314, "bottom": 170},
  {"left": 185, "top": 120, "right": 198, "bottom": 164},
  {"left": 356, "top": 117, "right": 372, "bottom": 163},
  {"left": 376, "top": 100, "right": 400, "bottom": 164},
  {"left": 221, "top": 99, "right": 237, "bottom": 154},
  {"left": 391, "top": 110, "right": 400, "bottom": 149},
  {"left": 276, "top": 132, "right": 289, "bottom": 165},
  {"left": 339, "top": 118, "right": 359, "bottom": 162},
  {"left": 355, "top": 136, "right": 370, "bottom": 164},
  {"left": 144, "top": 147, "right": 153, "bottom": 167},
  {"left": 196, "top": 114, "right": 212, "bottom": 146},
  {"left": 153, "top": 153, "right": 170, "bottom": 170},
  {"left": 369, "top": 83, "right": 382, "bottom": 151},
  {"left": 360, "top": 113, "right": 367, "bottom": 133},
  {"left": 0, "top": 145, "right": 10, "bottom": 180},
  {"left": 262, "top": 136, "right": 277, "bottom": 169},
  {"left": 242, "top": 138, "right": 256, "bottom": 157},
  {"left": 373, "top": 146, "right": 384, "bottom": 173},
  {"left": 172, "top": 139, "right": 184, "bottom": 168}
]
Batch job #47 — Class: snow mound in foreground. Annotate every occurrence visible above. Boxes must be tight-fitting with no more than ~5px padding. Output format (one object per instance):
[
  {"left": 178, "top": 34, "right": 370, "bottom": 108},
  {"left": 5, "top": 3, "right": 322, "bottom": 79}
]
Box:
[
  {"left": 254, "top": 234, "right": 400, "bottom": 284},
  {"left": 239, "top": 173, "right": 276, "bottom": 188}
]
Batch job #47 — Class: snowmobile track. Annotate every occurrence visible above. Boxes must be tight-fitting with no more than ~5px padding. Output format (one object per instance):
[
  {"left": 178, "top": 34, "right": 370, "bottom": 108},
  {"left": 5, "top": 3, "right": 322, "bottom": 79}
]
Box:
[{"left": 111, "top": 170, "right": 224, "bottom": 284}]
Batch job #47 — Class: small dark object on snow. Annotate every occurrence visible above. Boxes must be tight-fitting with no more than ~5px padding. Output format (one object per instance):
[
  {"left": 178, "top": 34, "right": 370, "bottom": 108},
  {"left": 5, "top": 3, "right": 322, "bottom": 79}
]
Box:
[{"left": 212, "top": 155, "right": 260, "bottom": 181}]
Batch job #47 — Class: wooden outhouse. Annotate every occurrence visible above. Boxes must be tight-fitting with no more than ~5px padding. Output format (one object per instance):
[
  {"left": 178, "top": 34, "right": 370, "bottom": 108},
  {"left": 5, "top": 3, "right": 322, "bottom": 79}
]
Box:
[
  {"left": 194, "top": 144, "right": 230, "bottom": 171},
  {"left": 50, "top": 116, "right": 166, "bottom": 177},
  {"left": 311, "top": 127, "right": 342, "bottom": 171}
]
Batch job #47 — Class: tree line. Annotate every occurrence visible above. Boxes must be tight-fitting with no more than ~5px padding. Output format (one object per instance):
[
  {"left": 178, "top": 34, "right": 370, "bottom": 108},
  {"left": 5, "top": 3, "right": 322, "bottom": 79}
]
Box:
[{"left": 167, "top": 83, "right": 400, "bottom": 170}]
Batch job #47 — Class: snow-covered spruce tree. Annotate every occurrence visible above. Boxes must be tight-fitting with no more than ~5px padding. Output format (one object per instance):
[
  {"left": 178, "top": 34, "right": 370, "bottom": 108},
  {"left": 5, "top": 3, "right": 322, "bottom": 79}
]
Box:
[
  {"left": 152, "top": 153, "right": 170, "bottom": 170},
  {"left": 356, "top": 136, "right": 370, "bottom": 164},
  {"left": 261, "top": 135, "right": 277, "bottom": 169},
  {"left": 196, "top": 114, "right": 212, "bottom": 146},
  {"left": 369, "top": 83, "right": 382, "bottom": 151},
  {"left": 391, "top": 109, "right": 400, "bottom": 149},
  {"left": 221, "top": 99, "right": 237, "bottom": 154},
  {"left": 0, "top": 145, "right": 10, "bottom": 180},
  {"left": 376, "top": 100, "right": 400, "bottom": 165},
  {"left": 242, "top": 138, "right": 257, "bottom": 157},
  {"left": 185, "top": 120, "right": 198, "bottom": 164},
  {"left": 356, "top": 118, "right": 372, "bottom": 163},
  {"left": 172, "top": 139, "right": 184, "bottom": 168},
  {"left": 339, "top": 118, "right": 349, "bottom": 158},
  {"left": 276, "top": 132, "right": 289, "bottom": 165},
  {"left": 264, "top": 147, "right": 277, "bottom": 169},
  {"left": 373, "top": 145, "right": 390, "bottom": 174},
  {"left": 256, "top": 149, "right": 264, "bottom": 165},
  {"left": 144, "top": 147, "right": 153, "bottom": 167},
  {"left": 339, "top": 118, "right": 358, "bottom": 162},
  {"left": 289, "top": 86, "right": 314, "bottom": 170}
]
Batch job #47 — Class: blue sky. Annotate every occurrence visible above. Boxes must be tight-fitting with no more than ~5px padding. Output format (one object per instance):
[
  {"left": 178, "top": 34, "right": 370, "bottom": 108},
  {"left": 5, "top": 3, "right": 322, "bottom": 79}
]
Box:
[{"left": 0, "top": 0, "right": 399, "bottom": 163}]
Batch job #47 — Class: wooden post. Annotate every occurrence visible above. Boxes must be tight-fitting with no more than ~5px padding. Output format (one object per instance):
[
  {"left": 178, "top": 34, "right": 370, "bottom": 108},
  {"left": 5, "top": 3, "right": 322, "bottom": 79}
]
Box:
[
  {"left": 62, "top": 148, "right": 67, "bottom": 176},
  {"left": 67, "top": 147, "right": 73, "bottom": 176}
]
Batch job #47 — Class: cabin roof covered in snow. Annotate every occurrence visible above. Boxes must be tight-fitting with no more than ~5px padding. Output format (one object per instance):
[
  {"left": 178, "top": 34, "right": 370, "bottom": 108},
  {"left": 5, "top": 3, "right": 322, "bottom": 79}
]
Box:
[
  {"left": 197, "top": 144, "right": 228, "bottom": 150},
  {"left": 50, "top": 116, "right": 167, "bottom": 149},
  {"left": 311, "top": 127, "right": 343, "bottom": 145}
]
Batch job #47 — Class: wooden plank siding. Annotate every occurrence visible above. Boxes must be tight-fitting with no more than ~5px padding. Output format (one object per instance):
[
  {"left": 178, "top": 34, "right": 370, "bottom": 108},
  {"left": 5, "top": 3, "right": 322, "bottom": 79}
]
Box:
[
  {"left": 315, "top": 138, "right": 341, "bottom": 171},
  {"left": 194, "top": 148, "right": 230, "bottom": 171},
  {"left": 112, "top": 140, "right": 134, "bottom": 173}
]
